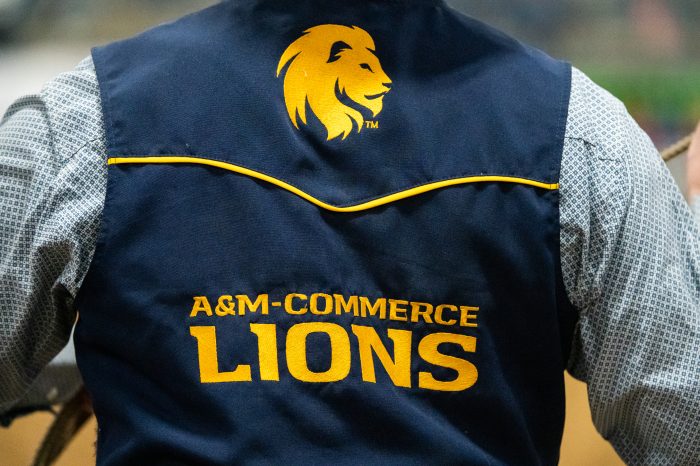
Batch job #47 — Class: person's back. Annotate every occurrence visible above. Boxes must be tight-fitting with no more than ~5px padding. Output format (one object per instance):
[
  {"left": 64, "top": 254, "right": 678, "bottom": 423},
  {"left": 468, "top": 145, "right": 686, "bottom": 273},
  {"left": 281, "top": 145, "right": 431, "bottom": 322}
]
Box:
[
  {"left": 74, "top": 0, "right": 575, "bottom": 463},
  {"left": 1, "top": 1, "right": 699, "bottom": 465}
]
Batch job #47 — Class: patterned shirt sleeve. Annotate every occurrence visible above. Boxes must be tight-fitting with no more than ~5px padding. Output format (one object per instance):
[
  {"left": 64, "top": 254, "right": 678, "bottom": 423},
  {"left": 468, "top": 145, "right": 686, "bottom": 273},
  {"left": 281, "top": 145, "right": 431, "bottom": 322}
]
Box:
[
  {"left": 560, "top": 68, "right": 700, "bottom": 465},
  {"left": 0, "top": 57, "right": 107, "bottom": 414}
]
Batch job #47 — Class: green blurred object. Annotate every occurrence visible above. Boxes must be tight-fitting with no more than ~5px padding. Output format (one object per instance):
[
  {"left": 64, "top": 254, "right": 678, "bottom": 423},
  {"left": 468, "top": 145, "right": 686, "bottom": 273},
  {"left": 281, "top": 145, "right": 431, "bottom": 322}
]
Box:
[{"left": 583, "top": 66, "right": 700, "bottom": 124}]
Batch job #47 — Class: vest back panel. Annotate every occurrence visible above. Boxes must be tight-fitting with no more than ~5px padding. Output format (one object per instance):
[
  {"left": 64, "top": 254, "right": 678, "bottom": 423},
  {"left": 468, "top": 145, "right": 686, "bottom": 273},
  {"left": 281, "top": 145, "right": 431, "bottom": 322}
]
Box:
[{"left": 76, "top": 0, "right": 576, "bottom": 464}]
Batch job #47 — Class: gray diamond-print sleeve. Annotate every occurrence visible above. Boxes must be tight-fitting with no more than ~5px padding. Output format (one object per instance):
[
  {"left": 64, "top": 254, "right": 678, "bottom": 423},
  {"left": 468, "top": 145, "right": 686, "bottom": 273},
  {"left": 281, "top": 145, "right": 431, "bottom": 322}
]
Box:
[
  {"left": 561, "top": 68, "right": 700, "bottom": 465},
  {"left": 0, "top": 56, "right": 107, "bottom": 413}
]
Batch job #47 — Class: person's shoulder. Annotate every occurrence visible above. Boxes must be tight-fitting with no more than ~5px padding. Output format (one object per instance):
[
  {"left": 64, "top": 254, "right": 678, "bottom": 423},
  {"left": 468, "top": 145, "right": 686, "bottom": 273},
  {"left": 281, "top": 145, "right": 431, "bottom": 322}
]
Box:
[
  {"left": 445, "top": 5, "right": 568, "bottom": 71},
  {"left": 93, "top": 2, "right": 230, "bottom": 55},
  {"left": 40, "top": 56, "right": 103, "bottom": 162},
  {"left": 563, "top": 66, "right": 666, "bottom": 204},
  {"left": 565, "top": 67, "right": 631, "bottom": 152}
]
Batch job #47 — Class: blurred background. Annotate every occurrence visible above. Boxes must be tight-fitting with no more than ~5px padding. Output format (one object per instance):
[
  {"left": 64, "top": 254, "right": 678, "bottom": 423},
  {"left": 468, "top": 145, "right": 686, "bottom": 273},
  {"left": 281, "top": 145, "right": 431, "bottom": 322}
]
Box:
[{"left": 1, "top": 0, "right": 698, "bottom": 464}]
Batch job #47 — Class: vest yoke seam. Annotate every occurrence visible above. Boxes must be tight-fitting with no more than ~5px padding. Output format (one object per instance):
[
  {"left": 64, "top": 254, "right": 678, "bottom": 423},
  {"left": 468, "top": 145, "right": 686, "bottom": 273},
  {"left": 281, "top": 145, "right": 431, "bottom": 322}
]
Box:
[{"left": 107, "top": 155, "right": 560, "bottom": 213}]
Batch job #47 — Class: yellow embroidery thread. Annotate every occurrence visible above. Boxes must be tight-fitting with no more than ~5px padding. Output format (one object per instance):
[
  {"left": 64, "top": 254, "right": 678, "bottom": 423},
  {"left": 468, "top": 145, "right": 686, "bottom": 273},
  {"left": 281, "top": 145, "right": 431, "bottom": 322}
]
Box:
[
  {"left": 107, "top": 156, "right": 559, "bottom": 213},
  {"left": 276, "top": 24, "right": 392, "bottom": 141}
]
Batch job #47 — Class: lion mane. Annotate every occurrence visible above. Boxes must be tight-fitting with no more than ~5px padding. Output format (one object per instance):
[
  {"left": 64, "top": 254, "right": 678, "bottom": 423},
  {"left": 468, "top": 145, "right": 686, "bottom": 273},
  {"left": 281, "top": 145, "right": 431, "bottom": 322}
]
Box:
[{"left": 276, "top": 24, "right": 392, "bottom": 141}]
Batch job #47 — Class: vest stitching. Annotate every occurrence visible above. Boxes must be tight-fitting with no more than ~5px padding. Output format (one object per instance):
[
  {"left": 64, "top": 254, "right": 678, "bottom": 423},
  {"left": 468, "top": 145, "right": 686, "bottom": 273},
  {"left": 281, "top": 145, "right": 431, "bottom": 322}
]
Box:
[{"left": 107, "top": 155, "right": 559, "bottom": 213}]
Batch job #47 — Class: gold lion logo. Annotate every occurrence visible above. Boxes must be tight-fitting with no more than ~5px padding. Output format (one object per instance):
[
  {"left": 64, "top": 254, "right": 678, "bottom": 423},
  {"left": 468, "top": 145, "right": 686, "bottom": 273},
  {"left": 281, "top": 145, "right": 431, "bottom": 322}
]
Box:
[{"left": 276, "top": 24, "right": 392, "bottom": 141}]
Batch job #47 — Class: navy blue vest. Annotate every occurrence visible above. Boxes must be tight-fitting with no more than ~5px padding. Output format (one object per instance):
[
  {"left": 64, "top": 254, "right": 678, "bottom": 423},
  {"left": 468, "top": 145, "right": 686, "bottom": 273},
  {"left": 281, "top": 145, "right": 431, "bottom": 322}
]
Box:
[{"left": 76, "top": 0, "right": 576, "bottom": 464}]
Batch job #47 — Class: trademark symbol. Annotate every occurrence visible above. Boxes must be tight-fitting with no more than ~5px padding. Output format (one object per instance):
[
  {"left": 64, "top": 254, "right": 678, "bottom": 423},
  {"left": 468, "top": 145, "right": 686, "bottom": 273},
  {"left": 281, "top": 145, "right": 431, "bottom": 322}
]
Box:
[{"left": 365, "top": 120, "right": 379, "bottom": 129}]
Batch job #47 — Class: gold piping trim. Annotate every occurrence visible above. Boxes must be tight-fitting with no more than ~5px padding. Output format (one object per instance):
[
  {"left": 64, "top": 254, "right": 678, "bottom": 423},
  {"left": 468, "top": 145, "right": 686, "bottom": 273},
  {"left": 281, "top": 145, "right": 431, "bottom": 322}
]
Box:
[{"left": 107, "top": 156, "right": 559, "bottom": 213}]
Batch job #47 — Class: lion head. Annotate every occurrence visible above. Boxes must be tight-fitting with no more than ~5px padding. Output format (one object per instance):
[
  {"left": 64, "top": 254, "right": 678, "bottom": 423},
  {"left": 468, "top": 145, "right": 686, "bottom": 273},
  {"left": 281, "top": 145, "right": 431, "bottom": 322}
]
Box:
[{"left": 276, "top": 24, "right": 392, "bottom": 141}]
